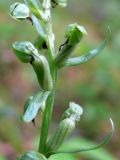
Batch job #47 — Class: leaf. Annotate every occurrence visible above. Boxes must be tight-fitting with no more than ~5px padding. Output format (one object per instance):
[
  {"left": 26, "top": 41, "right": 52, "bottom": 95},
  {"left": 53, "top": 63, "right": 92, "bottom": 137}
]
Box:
[
  {"left": 22, "top": 91, "right": 50, "bottom": 123},
  {"left": 18, "top": 151, "right": 47, "bottom": 160},
  {"left": 32, "top": 15, "right": 47, "bottom": 50},
  {"left": 49, "top": 118, "right": 114, "bottom": 157},
  {"left": 24, "top": 0, "right": 46, "bottom": 21},
  {"left": 62, "top": 27, "right": 110, "bottom": 67}
]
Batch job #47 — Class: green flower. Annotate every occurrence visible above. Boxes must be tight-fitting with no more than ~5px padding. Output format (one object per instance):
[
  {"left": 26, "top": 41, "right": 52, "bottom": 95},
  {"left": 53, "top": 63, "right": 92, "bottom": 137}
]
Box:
[{"left": 10, "top": 3, "right": 29, "bottom": 20}]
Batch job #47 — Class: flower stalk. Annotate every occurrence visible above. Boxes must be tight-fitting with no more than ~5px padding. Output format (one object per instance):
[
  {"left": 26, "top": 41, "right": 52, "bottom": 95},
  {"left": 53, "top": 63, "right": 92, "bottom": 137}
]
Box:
[{"left": 9, "top": 0, "right": 114, "bottom": 159}]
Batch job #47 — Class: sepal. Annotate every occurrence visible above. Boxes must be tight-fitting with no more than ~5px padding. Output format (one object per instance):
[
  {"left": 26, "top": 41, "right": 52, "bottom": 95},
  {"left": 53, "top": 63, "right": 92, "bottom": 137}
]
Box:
[
  {"left": 12, "top": 41, "right": 37, "bottom": 63},
  {"left": 10, "top": 3, "right": 29, "bottom": 21},
  {"left": 17, "top": 151, "right": 47, "bottom": 160}
]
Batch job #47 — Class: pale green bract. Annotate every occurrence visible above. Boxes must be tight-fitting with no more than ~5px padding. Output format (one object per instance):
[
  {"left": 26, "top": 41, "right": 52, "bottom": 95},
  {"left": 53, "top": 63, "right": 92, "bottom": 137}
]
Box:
[
  {"left": 22, "top": 91, "right": 50, "bottom": 123},
  {"left": 10, "top": 3, "right": 29, "bottom": 20}
]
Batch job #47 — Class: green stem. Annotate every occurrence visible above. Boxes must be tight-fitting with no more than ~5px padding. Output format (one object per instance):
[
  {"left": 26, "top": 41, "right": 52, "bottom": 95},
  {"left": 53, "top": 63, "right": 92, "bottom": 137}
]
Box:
[
  {"left": 38, "top": 0, "right": 56, "bottom": 154},
  {"left": 39, "top": 90, "right": 55, "bottom": 153}
]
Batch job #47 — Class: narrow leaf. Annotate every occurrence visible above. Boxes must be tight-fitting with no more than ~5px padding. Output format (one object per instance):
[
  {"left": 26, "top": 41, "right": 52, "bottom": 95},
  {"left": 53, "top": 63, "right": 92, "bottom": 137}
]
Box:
[
  {"left": 62, "top": 27, "right": 110, "bottom": 67},
  {"left": 22, "top": 91, "right": 50, "bottom": 123},
  {"left": 49, "top": 118, "right": 114, "bottom": 155},
  {"left": 32, "top": 15, "right": 46, "bottom": 38}
]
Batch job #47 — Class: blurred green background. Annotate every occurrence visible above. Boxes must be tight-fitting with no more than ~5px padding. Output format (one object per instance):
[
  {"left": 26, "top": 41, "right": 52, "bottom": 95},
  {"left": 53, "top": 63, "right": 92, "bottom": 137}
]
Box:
[{"left": 0, "top": 0, "right": 120, "bottom": 160}]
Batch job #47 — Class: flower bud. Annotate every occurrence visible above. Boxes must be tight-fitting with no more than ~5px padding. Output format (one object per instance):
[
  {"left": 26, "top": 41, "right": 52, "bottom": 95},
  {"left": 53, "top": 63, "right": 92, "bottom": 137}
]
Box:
[
  {"left": 55, "top": 23, "right": 87, "bottom": 67},
  {"left": 10, "top": 3, "right": 29, "bottom": 20},
  {"left": 65, "top": 23, "right": 87, "bottom": 45},
  {"left": 62, "top": 102, "right": 83, "bottom": 121},
  {"left": 46, "top": 102, "right": 83, "bottom": 154},
  {"left": 12, "top": 41, "right": 37, "bottom": 63},
  {"left": 17, "top": 151, "right": 47, "bottom": 160}
]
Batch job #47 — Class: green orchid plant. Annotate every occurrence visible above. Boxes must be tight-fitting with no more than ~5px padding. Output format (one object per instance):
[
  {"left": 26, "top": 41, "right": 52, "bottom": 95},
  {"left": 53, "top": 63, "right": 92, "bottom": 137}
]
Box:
[{"left": 9, "top": 0, "right": 114, "bottom": 159}]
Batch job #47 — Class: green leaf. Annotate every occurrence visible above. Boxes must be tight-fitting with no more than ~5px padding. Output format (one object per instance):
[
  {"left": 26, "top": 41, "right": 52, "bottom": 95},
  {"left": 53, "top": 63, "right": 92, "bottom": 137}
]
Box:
[
  {"left": 49, "top": 119, "right": 114, "bottom": 156},
  {"left": 24, "top": 0, "right": 46, "bottom": 21},
  {"left": 17, "top": 151, "right": 47, "bottom": 160},
  {"left": 22, "top": 91, "right": 50, "bottom": 123},
  {"left": 63, "top": 27, "right": 110, "bottom": 67}
]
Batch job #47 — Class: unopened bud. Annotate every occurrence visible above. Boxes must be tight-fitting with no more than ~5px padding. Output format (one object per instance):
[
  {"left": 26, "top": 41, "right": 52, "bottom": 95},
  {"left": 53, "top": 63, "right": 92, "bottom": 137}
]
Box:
[
  {"left": 10, "top": 3, "right": 29, "bottom": 20},
  {"left": 46, "top": 118, "right": 75, "bottom": 153},
  {"left": 46, "top": 102, "right": 83, "bottom": 154}
]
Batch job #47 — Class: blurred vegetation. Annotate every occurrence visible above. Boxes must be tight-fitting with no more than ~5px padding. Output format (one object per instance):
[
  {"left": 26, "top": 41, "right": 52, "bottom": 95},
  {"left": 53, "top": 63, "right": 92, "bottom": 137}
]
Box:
[{"left": 0, "top": 0, "right": 120, "bottom": 159}]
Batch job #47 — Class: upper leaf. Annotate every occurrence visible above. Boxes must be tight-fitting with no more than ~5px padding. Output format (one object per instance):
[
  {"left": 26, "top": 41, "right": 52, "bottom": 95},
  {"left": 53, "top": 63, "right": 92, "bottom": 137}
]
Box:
[{"left": 22, "top": 91, "right": 50, "bottom": 123}]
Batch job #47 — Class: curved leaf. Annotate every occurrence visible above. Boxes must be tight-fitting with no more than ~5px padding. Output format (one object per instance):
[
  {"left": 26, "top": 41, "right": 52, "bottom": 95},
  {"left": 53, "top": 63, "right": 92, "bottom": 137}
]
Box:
[
  {"left": 62, "top": 27, "right": 110, "bottom": 67},
  {"left": 22, "top": 91, "right": 50, "bottom": 123},
  {"left": 48, "top": 118, "right": 114, "bottom": 156}
]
